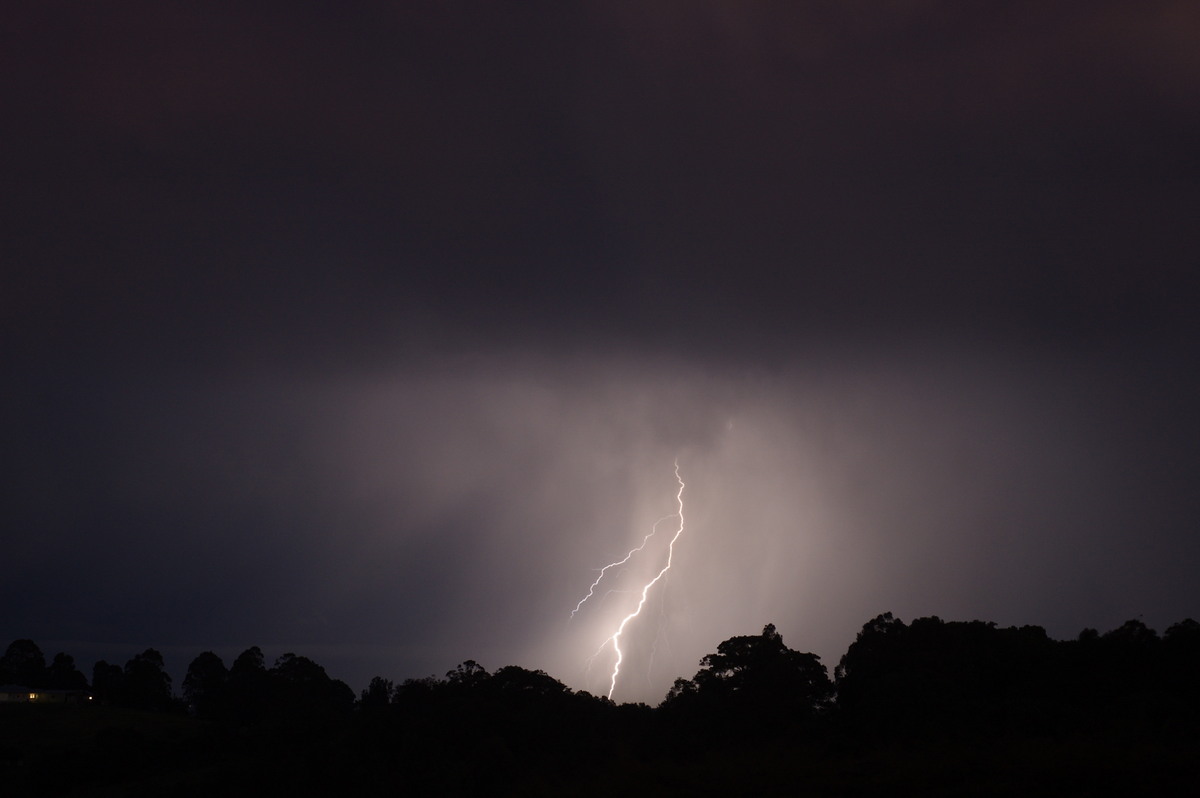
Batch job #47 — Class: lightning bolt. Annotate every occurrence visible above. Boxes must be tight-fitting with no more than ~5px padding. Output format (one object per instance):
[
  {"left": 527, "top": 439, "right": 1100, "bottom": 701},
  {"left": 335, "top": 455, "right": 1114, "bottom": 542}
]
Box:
[
  {"left": 598, "top": 459, "right": 686, "bottom": 700},
  {"left": 570, "top": 513, "right": 679, "bottom": 618}
]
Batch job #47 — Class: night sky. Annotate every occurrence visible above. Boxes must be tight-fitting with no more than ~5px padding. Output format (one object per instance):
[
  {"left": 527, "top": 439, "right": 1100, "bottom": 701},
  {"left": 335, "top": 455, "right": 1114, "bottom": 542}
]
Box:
[{"left": 4, "top": 2, "right": 1199, "bottom": 704}]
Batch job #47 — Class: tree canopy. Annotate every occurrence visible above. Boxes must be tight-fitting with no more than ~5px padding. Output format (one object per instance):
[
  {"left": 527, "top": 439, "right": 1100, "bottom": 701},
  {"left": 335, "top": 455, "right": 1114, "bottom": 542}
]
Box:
[
  {"left": 663, "top": 623, "right": 833, "bottom": 737},
  {"left": 4, "top": 613, "right": 1200, "bottom": 795}
]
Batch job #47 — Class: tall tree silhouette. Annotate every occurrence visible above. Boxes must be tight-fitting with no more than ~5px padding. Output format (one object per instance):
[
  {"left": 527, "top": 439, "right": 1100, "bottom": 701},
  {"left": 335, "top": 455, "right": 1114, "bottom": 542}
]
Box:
[
  {"left": 1, "top": 639, "right": 47, "bottom": 687},
  {"left": 91, "top": 660, "right": 124, "bottom": 704},
  {"left": 46, "top": 652, "right": 88, "bottom": 690},
  {"left": 183, "top": 651, "right": 229, "bottom": 718},
  {"left": 123, "top": 649, "right": 173, "bottom": 711},
  {"left": 225, "top": 646, "right": 271, "bottom": 723},
  {"left": 359, "top": 676, "right": 395, "bottom": 708},
  {"left": 268, "top": 652, "right": 355, "bottom": 724},
  {"left": 664, "top": 623, "right": 833, "bottom": 738}
]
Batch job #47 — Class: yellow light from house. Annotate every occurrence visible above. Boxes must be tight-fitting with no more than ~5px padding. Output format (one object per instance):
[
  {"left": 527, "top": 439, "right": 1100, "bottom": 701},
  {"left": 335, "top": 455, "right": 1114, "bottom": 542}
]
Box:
[{"left": 28, "top": 693, "right": 37, "bottom": 701}]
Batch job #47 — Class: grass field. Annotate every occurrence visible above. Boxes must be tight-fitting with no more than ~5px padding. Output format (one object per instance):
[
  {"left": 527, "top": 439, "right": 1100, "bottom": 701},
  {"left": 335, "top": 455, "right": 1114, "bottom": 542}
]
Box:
[{"left": 3, "top": 701, "right": 1197, "bottom": 796}]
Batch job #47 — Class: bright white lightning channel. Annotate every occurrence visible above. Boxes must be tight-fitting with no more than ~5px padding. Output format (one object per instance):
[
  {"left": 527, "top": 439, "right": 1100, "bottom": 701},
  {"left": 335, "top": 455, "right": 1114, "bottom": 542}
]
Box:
[
  {"left": 570, "top": 513, "right": 678, "bottom": 619},
  {"left": 574, "top": 460, "right": 686, "bottom": 701}
]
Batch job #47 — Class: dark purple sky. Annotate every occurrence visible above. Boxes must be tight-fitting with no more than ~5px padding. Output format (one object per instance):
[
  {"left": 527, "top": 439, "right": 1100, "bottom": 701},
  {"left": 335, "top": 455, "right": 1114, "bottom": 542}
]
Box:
[{"left": 4, "top": 2, "right": 1199, "bottom": 703}]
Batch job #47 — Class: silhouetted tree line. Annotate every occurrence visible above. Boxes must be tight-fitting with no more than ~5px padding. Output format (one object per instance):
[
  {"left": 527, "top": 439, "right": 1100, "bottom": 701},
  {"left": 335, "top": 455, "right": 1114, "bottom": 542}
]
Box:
[
  {"left": 832, "top": 614, "right": 1200, "bottom": 742},
  {"left": 350, "top": 659, "right": 659, "bottom": 792},
  {"left": 0, "top": 640, "right": 88, "bottom": 691},
  {"left": 91, "top": 649, "right": 176, "bottom": 712},
  {"left": 180, "top": 646, "right": 355, "bottom": 726},
  {"left": 4, "top": 615, "right": 1199, "bottom": 794},
  {"left": 6, "top": 616, "right": 1199, "bottom": 737}
]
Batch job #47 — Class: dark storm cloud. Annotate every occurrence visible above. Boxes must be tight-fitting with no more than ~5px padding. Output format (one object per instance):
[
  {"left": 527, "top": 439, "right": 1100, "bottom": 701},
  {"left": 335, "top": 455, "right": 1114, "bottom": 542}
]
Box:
[
  {"left": 3, "top": 3, "right": 1198, "bottom": 696},
  {"left": 7, "top": 1, "right": 1196, "bottom": 366}
]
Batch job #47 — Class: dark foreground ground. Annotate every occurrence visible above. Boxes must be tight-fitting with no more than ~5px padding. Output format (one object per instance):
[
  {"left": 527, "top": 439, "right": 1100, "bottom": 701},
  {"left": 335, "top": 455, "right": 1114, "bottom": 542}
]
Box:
[{"left": 3, "top": 702, "right": 1196, "bottom": 797}]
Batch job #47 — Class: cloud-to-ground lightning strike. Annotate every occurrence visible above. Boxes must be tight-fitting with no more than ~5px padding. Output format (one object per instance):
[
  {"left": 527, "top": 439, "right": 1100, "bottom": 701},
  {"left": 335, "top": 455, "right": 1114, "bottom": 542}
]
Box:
[
  {"left": 570, "top": 513, "right": 679, "bottom": 619},
  {"left": 589, "top": 460, "right": 685, "bottom": 700}
]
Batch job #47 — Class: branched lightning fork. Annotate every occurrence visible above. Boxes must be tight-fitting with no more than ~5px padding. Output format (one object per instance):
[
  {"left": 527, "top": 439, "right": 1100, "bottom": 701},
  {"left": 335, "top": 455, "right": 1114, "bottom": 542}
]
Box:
[
  {"left": 597, "top": 459, "right": 685, "bottom": 700},
  {"left": 570, "top": 513, "right": 678, "bottom": 619}
]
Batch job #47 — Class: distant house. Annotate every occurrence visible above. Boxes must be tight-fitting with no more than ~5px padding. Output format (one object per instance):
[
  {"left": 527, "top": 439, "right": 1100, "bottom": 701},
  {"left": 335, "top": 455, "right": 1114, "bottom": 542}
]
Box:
[
  {"left": 0, "top": 685, "right": 92, "bottom": 703},
  {"left": 0, "top": 685, "right": 33, "bottom": 702}
]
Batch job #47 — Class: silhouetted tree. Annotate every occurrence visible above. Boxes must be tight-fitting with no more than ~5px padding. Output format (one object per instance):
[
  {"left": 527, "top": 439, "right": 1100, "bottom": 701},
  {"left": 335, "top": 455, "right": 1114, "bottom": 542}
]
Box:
[
  {"left": 359, "top": 676, "right": 394, "bottom": 708},
  {"left": 183, "top": 651, "right": 229, "bottom": 718},
  {"left": 445, "top": 659, "right": 489, "bottom": 688},
  {"left": 92, "top": 660, "right": 125, "bottom": 704},
  {"left": 123, "top": 649, "right": 172, "bottom": 711},
  {"left": 46, "top": 652, "right": 88, "bottom": 690},
  {"left": 834, "top": 612, "right": 907, "bottom": 692},
  {"left": 665, "top": 676, "right": 698, "bottom": 703},
  {"left": 231, "top": 645, "right": 267, "bottom": 677},
  {"left": 835, "top": 614, "right": 1067, "bottom": 739},
  {"left": 1, "top": 639, "right": 47, "bottom": 686},
  {"left": 1079, "top": 618, "right": 1174, "bottom": 734},
  {"left": 1103, "top": 618, "right": 1159, "bottom": 646},
  {"left": 1162, "top": 618, "right": 1200, "bottom": 733},
  {"left": 1164, "top": 618, "right": 1200, "bottom": 644},
  {"left": 490, "top": 665, "right": 571, "bottom": 699},
  {"left": 269, "top": 652, "right": 355, "bottom": 721},
  {"left": 664, "top": 623, "right": 833, "bottom": 739},
  {"left": 226, "top": 646, "right": 270, "bottom": 723},
  {"left": 696, "top": 624, "right": 831, "bottom": 703},
  {"left": 390, "top": 675, "right": 443, "bottom": 721}
]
